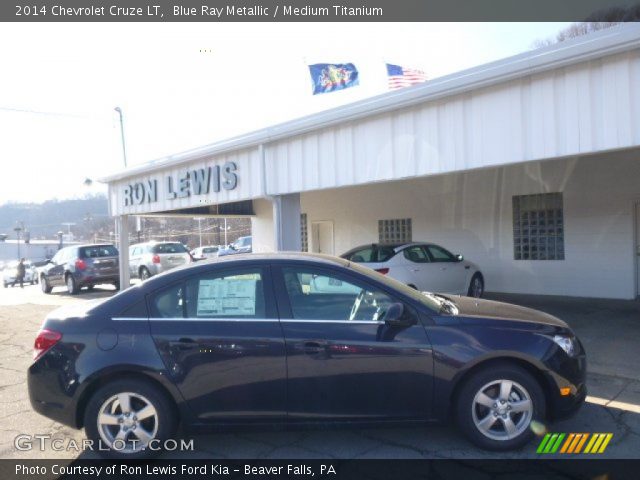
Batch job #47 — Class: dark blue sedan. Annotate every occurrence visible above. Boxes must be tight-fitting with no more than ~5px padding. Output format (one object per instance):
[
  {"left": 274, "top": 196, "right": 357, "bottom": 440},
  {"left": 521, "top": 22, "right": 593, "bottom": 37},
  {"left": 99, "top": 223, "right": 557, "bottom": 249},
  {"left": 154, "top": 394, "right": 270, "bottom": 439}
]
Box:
[{"left": 28, "top": 253, "right": 586, "bottom": 458}]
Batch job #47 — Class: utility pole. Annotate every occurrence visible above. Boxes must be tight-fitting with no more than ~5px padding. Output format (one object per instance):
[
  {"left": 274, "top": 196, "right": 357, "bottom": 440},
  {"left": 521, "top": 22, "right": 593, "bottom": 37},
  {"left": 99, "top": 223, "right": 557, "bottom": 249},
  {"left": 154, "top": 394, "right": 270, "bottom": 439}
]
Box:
[{"left": 194, "top": 217, "right": 204, "bottom": 247}]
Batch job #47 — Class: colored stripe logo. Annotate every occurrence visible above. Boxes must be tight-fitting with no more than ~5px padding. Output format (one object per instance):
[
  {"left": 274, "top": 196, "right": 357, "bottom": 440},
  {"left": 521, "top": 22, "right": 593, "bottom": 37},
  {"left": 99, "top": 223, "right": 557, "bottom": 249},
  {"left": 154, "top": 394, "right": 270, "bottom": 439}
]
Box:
[{"left": 537, "top": 433, "right": 613, "bottom": 454}]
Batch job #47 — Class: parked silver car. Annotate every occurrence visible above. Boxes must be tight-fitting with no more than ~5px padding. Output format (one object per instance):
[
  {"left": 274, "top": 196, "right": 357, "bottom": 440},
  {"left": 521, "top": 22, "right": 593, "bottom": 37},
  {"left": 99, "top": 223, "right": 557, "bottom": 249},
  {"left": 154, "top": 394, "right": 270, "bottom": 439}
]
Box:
[{"left": 129, "top": 241, "right": 192, "bottom": 280}]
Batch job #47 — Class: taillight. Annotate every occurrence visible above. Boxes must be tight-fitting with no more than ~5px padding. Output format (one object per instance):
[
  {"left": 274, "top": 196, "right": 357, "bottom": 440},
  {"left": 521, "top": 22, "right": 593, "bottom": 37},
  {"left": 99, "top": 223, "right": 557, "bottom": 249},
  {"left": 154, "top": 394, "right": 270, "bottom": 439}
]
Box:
[
  {"left": 75, "top": 259, "right": 86, "bottom": 270},
  {"left": 375, "top": 268, "right": 390, "bottom": 275},
  {"left": 33, "top": 329, "right": 62, "bottom": 360},
  {"left": 152, "top": 254, "right": 161, "bottom": 264}
]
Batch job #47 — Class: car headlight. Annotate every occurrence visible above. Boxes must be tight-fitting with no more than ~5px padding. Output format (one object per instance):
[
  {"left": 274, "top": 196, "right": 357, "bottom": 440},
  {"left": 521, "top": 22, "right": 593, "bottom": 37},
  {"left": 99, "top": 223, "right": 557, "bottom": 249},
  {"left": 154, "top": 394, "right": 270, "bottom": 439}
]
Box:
[{"left": 552, "top": 334, "right": 578, "bottom": 357}]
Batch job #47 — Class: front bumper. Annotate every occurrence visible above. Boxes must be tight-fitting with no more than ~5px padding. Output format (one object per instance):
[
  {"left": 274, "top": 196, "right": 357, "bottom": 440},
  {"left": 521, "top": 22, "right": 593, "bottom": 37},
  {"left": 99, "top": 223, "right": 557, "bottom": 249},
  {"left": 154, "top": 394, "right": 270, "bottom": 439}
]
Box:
[{"left": 543, "top": 341, "right": 587, "bottom": 420}]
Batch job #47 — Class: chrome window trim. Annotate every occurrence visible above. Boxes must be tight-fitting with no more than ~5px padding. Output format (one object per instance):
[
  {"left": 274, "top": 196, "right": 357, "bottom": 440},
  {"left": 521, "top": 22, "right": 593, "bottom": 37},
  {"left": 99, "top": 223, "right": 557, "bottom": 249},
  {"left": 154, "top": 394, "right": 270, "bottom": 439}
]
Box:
[{"left": 112, "top": 317, "right": 384, "bottom": 324}]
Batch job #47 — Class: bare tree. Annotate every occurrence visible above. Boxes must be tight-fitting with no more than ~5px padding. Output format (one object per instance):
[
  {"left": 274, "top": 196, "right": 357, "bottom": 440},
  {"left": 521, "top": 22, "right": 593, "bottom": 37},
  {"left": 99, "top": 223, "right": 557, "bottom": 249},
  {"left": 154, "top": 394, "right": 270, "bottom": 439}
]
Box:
[{"left": 532, "top": 5, "right": 640, "bottom": 48}]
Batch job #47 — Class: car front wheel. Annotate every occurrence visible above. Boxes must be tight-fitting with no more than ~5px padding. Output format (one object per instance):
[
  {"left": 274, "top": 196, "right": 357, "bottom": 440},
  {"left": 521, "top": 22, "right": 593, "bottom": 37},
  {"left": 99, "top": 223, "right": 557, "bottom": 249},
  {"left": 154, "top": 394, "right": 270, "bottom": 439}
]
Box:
[
  {"left": 84, "top": 378, "right": 177, "bottom": 459},
  {"left": 455, "top": 363, "right": 545, "bottom": 451}
]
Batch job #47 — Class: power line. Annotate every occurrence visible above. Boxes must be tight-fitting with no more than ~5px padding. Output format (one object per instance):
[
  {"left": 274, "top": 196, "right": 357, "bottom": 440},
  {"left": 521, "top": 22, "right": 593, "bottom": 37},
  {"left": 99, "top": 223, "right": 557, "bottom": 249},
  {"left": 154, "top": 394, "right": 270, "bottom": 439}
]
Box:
[{"left": 0, "top": 106, "right": 109, "bottom": 121}]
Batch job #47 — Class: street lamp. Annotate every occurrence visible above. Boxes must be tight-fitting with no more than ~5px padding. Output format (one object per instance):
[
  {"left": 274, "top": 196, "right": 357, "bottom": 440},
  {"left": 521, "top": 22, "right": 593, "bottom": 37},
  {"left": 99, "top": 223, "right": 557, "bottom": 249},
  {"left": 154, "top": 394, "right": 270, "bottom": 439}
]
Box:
[
  {"left": 13, "top": 224, "right": 22, "bottom": 260},
  {"left": 114, "top": 107, "right": 128, "bottom": 168}
]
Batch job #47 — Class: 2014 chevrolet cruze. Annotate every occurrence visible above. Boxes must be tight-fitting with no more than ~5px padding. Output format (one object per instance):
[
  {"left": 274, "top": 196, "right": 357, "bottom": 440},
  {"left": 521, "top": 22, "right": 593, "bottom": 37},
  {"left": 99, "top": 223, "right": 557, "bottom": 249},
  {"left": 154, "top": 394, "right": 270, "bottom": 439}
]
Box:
[{"left": 28, "top": 253, "right": 586, "bottom": 458}]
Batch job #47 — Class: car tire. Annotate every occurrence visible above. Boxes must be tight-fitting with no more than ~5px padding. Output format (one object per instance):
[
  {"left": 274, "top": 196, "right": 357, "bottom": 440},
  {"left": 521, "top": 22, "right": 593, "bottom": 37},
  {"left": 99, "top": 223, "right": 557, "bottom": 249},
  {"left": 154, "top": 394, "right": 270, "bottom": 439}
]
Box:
[
  {"left": 408, "top": 284, "right": 418, "bottom": 290},
  {"left": 41, "top": 276, "right": 52, "bottom": 294},
  {"left": 87, "top": 285, "right": 95, "bottom": 291},
  {"left": 3, "top": 282, "right": 6, "bottom": 289},
  {"left": 114, "top": 281, "right": 120, "bottom": 291},
  {"left": 83, "top": 378, "right": 177, "bottom": 459},
  {"left": 139, "top": 267, "right": 151, "bottom": 281},
  {"left": 66, "top": 274, "right": 79, "bottom": 295},
  {"left": 455, "top": 362, "right": 545, "bottom": 451},
  {"left": 467, "top": 274, "right": 484, "bottom": 298}
]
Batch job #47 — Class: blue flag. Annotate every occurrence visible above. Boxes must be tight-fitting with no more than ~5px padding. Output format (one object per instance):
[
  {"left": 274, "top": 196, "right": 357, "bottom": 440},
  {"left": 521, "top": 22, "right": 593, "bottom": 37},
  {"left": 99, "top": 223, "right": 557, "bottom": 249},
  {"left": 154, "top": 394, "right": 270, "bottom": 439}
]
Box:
[{"left": 308, "top": 63, "right": 359, "bottom": 95}]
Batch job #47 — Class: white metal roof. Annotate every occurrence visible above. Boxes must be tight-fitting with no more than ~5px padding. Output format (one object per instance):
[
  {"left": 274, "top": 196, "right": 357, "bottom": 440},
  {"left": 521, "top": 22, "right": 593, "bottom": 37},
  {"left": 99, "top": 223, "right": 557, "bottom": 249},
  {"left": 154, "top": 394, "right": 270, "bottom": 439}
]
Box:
[{"left": 101, "top": 23, "right": 640, "bottom": 184}]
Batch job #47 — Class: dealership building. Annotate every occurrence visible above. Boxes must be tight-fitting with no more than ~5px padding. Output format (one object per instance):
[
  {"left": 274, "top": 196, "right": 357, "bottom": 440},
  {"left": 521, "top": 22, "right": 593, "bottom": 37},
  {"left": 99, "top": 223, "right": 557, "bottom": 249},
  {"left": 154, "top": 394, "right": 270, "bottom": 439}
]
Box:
[{"left": 101, "top": 24, "right": 640, "bottom": 300}]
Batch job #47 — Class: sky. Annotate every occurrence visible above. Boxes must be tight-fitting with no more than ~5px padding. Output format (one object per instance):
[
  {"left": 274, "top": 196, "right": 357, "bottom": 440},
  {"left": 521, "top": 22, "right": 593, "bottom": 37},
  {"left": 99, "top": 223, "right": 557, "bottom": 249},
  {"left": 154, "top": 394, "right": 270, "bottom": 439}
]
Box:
[{"left": 0, "top": 22, "right": 572, "bottom": 206}]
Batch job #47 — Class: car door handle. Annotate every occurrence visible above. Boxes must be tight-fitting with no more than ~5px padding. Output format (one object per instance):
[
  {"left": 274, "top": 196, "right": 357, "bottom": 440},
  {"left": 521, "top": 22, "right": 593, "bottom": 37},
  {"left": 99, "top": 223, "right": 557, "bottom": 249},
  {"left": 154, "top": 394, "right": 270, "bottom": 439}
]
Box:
[
  {"left": 302, "top": 341, "right": 328, "bottom": 354},
  {"left": 411, "top": 268, "right": 420, "bottom": 272},
  {"left": 440, "top": 267, "right": 447, "bottom": 271}
]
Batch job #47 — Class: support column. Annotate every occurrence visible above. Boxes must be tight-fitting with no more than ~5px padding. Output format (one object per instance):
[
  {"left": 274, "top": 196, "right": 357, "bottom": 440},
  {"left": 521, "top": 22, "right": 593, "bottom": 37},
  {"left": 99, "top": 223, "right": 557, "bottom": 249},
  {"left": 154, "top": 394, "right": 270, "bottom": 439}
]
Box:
[
  {"left": 117, "top": 215, "right": 131, "bottom": 290},
  {"left": 272, "top": 193, "right": 301, "bottom": 251}
]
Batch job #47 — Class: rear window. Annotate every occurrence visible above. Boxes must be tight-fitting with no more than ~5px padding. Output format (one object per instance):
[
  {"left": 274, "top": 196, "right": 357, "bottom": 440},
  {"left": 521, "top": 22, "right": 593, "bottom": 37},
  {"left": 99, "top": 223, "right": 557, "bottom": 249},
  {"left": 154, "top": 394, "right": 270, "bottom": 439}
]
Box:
[
  {"left": 203, "top": 247, "right": 218, "bottom": 253},
  {"left": 80, "top": 245, "right": 118, "bottom": 258},
  {"left": 152, "top": 243, "right": 188, "bottom": 254},
  {"left": 345, "top": 246, "right": 397, "bottom": 263}
]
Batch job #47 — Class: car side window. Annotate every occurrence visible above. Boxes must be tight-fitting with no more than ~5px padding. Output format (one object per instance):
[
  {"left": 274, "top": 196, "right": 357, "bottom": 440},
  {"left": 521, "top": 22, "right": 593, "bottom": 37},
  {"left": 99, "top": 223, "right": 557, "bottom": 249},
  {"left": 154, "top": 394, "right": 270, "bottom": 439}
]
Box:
[
  {"left": 282, "top": 267, "right": 395, "bottom": 322},
  {"left": 185, "top": 269, "right": 265, "bottom": 319},
  {"left": 347, "top": 247, "right": 373, "bottom": 262},
  {"left": 403, "top": 246, "right": 430, "bottom": 263},
  {"left": 149, "top": 283, "right": 185, "bottom": 318},
  {"left": 426, "top": 245, "right": 457, "bottom": 263}
]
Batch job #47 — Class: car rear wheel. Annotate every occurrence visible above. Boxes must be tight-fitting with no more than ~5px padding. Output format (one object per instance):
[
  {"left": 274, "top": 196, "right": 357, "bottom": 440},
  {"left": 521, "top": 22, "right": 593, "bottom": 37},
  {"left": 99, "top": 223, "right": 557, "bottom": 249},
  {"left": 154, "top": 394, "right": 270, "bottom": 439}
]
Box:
[
  {"left": 41, "top": 276, "right": 52, "bottom": 294},
  {"left": 66, "top": 274, "right": 79, "bottom": 295},
  {"left": 84, "top": 379, "right": 177, "bottom": 459},
  {"left": 139, "top": 267, "right": 151, "bottom": 281},
  {"left": 468, "top": 274, "right": 484, "bottom": 298},
  {"left": 455, "top": 363, "right": 545, "bottom": 451}
]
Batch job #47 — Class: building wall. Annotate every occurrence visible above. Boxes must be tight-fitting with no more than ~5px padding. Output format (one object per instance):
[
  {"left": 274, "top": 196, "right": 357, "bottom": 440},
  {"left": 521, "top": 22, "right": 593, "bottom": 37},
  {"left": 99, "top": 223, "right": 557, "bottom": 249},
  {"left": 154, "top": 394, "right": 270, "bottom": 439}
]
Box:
[
  {"left": 294, "top": 150, "right": 640, "bottom": 299},
  {"left": 251, "top": 198, "right": 276, "bottom": 253},
  {"left": 265, "top": 49, "right": 640, "bottom": 197}
]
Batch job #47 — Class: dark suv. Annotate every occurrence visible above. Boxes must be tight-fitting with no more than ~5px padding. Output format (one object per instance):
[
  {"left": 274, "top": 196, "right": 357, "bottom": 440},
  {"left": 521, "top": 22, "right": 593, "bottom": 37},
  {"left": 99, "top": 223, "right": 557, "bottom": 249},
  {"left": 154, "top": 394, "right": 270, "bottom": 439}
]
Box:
[{"left": 40, "top": 244, "right": 120, "bottom": 295}]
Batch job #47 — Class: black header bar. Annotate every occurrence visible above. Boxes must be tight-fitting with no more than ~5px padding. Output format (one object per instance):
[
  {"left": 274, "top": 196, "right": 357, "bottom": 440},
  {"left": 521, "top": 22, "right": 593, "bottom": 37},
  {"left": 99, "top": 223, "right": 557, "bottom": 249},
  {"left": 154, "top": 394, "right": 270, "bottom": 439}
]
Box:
[{"left": 3, "top": 0, "right": 640, "bottom": 22}]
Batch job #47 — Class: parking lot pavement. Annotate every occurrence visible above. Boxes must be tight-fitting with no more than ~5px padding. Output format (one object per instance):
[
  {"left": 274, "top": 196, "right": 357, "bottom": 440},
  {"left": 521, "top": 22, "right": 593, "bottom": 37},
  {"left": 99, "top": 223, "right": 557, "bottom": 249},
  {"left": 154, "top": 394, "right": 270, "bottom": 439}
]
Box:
[{"left": 1, "top": 285, "right": 639, "bottom": 459}]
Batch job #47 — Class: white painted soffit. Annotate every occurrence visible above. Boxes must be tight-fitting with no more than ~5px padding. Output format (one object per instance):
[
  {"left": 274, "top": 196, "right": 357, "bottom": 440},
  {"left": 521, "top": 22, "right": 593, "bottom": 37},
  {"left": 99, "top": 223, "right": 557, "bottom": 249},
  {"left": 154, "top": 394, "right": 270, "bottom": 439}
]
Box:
[{"left": 100, "top": 23, "right": 640, "bottom": 184}]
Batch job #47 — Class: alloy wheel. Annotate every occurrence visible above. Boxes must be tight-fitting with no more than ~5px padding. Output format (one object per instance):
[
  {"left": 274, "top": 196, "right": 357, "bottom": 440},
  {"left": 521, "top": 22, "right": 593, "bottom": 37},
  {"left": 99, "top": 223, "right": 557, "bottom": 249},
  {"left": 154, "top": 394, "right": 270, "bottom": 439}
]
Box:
[
  {"left": 96, "top": 392, "right": 159, "bottom": 453},
  {"left": 471, "top": 379, "right": 532, "bottom": 441}
]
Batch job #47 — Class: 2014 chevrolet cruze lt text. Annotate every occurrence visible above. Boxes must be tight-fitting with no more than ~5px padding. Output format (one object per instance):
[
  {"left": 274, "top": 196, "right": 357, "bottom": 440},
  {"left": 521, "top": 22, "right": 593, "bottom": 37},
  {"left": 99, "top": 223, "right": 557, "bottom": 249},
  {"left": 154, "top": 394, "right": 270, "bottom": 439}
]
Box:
[{"left": 28, "top": 253, "right": 586, "bottom": 458}]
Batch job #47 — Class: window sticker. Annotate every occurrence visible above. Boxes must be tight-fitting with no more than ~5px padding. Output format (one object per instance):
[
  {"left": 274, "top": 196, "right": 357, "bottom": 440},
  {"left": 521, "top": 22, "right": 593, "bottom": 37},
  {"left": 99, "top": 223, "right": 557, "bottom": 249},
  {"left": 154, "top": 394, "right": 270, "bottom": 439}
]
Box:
[{"left": 197, "top": 278, "right": 257, "bottom": 316}]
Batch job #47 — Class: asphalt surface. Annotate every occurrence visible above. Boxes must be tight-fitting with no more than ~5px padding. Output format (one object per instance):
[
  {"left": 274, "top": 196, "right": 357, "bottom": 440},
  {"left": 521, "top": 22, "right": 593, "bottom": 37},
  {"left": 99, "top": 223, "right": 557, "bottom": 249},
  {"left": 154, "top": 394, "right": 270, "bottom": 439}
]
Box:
[{"left": 1, "top": 283, "right": 639, "bottom": 460}]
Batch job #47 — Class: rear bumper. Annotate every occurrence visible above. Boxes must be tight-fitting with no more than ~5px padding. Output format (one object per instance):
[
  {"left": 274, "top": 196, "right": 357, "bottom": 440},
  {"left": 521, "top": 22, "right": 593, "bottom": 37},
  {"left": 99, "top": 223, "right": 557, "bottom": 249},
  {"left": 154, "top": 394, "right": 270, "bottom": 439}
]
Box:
[
  {"left": 74, "top": 272, "right": 119, "bottom": 287},
  {"left": 28, "top": 353, "right": 80, "bottom": 428}
]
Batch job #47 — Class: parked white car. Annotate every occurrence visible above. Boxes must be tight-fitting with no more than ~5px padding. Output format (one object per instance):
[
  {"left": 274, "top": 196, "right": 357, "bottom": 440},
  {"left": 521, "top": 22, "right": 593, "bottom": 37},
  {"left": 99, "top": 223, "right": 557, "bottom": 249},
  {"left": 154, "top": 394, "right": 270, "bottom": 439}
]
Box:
[
  {"left": 3, "top": 260, "right": 38, "bottom": 287},
  {"left": 341, "top": 242, "right": 484, "bottom": 297},
  {"left": 190, "top": 245, "right": 221, "bottom": 261}
]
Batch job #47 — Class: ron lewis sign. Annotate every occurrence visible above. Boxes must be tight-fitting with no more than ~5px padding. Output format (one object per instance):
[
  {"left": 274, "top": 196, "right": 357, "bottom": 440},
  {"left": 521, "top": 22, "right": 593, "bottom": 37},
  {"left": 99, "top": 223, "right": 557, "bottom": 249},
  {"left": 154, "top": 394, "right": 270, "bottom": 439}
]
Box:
[{"left": 122, "top": 161, "right": 238, "bottom": 207}]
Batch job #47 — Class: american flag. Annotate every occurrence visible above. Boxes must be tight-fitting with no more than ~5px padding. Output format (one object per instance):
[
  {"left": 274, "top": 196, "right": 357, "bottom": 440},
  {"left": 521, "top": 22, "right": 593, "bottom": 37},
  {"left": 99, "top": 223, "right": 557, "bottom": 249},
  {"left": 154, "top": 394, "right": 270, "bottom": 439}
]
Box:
[{"left": 386, "top": 63, "right": 428, "bottom": 90}]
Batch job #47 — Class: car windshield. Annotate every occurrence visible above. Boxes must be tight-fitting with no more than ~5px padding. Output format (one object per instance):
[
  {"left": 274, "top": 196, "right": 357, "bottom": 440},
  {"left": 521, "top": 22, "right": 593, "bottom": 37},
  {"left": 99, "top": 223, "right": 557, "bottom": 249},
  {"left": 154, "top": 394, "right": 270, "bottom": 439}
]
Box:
[
  {"left": 152, "top": 243, "right": 188, "bottom": 254},
  {"left": 345, "top": 260, "right": 443, "bottom": 313},
  {"left": 80, "top": 246, "right": 118, "bottom": 258}
]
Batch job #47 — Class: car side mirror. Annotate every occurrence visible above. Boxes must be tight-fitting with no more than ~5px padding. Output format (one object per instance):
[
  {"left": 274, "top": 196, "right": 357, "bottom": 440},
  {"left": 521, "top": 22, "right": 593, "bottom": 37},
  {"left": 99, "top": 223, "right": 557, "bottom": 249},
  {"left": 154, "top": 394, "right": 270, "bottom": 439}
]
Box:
[
  {"left": 383, "top": 302, "right": 415, "bottom": 326},
  {"left": 456, "top": 254, "right": 464, "bottom": 262}
]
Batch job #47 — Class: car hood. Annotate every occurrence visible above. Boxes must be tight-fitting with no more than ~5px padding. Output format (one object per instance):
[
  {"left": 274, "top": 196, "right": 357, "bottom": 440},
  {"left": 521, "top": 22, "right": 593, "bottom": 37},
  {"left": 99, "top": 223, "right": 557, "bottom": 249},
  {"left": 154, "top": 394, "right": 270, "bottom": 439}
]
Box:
[{"left": 444, "top": 295, "right": 568, "bottom": 328}]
